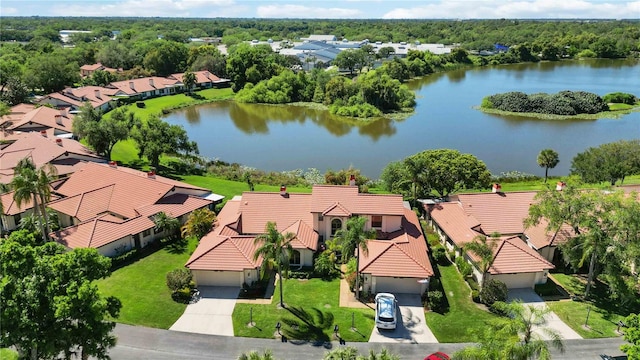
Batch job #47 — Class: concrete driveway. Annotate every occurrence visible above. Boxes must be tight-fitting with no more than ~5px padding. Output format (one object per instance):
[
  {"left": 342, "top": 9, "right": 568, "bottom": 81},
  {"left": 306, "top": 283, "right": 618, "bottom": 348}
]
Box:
[
  {"left": 369, "top": 293, "right": 438, "bottom": 344},
  {"left": 170, "top": 286, "right": 239, "bottom": 336},
  {"left": 507, "top": 288, "right": 582, "bottom": 340}
]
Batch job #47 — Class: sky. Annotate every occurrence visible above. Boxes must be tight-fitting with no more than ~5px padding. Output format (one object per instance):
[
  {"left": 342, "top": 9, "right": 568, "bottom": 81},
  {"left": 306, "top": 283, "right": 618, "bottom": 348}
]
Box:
[{"left": 1, "top": 0, "right": 639, "bottom": 19}]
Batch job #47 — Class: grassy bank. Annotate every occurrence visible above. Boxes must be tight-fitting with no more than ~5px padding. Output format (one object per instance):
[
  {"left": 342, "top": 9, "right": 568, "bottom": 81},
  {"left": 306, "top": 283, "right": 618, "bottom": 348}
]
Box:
[{"left": 478, "top": 105, "right": 640, "bottom": 120}]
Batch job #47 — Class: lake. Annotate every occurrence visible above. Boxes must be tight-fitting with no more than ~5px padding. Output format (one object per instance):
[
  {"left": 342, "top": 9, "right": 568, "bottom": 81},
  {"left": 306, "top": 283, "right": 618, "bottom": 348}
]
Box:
[{"left": 164, "top": 59, "right": 640, "bottom": 178}]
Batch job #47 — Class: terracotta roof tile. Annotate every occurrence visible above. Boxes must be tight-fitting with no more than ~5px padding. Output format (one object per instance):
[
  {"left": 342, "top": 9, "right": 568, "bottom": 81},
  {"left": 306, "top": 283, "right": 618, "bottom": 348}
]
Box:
[
  {"left": 106, "top": 77, "right": 179, "bottom": 96},
  {"left": 8, "top": 106, "right": 74, "bottom": 134},
  {"left": 311, "top": 185, "right": 405, "bottom": 216},
  {"left": 282, "top": 220, "right": 319, "bottom": 251},
  {"left": 52, "top": 214, "right": 155, "bottom": 250},
  {"left": 429, "top": 202, "right": 483, "bottom": 247},
  {"left": 1, "top": 190, "right": 61, "bottom": 215},
  {"left": 136, "top": 193, "right": 213, "bottom": 219},
  {"left": 238, "top": 192, "right": 313, "bottom": 234},
  {"left": 489, "top": 236, "right": 554, "bottom": 274}
]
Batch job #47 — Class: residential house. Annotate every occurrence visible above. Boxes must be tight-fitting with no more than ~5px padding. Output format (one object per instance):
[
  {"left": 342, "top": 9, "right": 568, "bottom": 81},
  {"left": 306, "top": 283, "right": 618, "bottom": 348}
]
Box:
[
  {"left": 37, "top": 86, "right": 116, "bottom": 112},
  {"left": 0, "top": 132, "right": 105, "bottom": 231},
  {"left": 48, "top": 162, "right": 222, "bottom": 257},
  {"left": 186, "top": 185, "right": 434, "bottom": 294},
  {"left": 427, "top": 186, "right": 572, "bottom": 289},
  {"left": 168, "top": 70, "right": 230, "bottom": 90},
  {"left": 0, "top": 106, "right": 74, "bottom": 140},
  {"left": 79, "top": 63, "right": 120, "bottom": 78},
  {"left": 104, "top": 77, "right": 180, "bottom": 100}
]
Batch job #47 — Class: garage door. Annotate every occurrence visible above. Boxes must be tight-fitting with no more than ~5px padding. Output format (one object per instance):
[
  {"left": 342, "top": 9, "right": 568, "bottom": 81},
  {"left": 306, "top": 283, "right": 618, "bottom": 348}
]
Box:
[
  {"left": 193, "top": 270, "right": 242, "bottom": 287},
  {"left": 491, "top": 273, "right": 536, "bottom": 289},
  {"left": 375, "top": 277, "right": 421, "bottom": 294}
]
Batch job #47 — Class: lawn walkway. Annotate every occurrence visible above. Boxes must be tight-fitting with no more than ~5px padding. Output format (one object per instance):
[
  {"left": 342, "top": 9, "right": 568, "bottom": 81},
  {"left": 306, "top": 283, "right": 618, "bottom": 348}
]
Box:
[
  {"left": 96, "top": 238, "right": 198, "bottom": 329},
  {"left": 424, "top": 263, "right": 500, "bottom": 343}
]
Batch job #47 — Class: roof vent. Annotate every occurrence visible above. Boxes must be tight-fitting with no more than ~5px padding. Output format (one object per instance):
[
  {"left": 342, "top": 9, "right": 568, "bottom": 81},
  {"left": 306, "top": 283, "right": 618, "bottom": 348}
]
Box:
[
  {"left": 556, "top": 181, "right": 566, "bottom": 191},
  {"left": 149, "top": 78, "right": 155, "bottom": 87},
  {"left": 280, "top": 185, "right": 287, "bottom": 197},
  {"left": 129, "top": 81, "right": 135, "bottom": 90},
  {"left": 55, "top": 114, "right": 64, "bottom": 125},
  {"left": 94, "top": 89, "right": 101, "bottom": 99},
  {"left": 108, "top": 161, "right": 117, "bottom": 168},
  {"left": 55, "top": 138, "right": 63, "bottom": 146},
  {"left": 492, "top": 183, "right": 502, "bottom": 193},
  {"left": 349, "top": 174, "right": 356, "bottom": 186},
  {"left": 40, "top": 130, "right": 47, "bottom": 137},
  {"left": 147, "top": 170, "right": 156, "bottom": 179}
]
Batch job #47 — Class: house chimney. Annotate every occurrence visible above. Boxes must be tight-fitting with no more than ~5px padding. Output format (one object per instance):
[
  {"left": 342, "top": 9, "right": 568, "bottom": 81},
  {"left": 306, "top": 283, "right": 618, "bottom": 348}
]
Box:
[
  {"left": 108, "top": 161, "right": 117, "bottom": 168},
  {"left": 55, "top": 138, "right": 63, "bottom": 146},
  {"left": 40, "top": 130, "right": 47, "bottom": 137},
  {"left": 149, "top": 78, "right": 155, "bottom": 87},
  {"left": 280, "top": 185, "right": 287, "bottom": 196},
  {"left": 349, "top": 174, "right": 356, "bottom": 186},
  {"left": 55, "top": 114, "right": 63, "bottom": 125},
  {"left": 556, "top": 181, "right": 566, "bottom": 191},
  {"left": 147, "top": 170, "right": 156, "bottom": 179},
  {"left": 129, "top": 81, "right": 135, "bottom": 90},
  {"left": 492, "top": 183, "right": 502, "bottom": 193},
  {"left": 94, "top": 89, "right": 101, "bottom": 99}
]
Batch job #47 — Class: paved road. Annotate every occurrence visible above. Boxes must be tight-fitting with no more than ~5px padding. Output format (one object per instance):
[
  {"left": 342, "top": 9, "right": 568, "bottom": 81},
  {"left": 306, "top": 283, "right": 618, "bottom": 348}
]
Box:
[{"left": 108, "top": 324, "right": 628, "bottom": 360}]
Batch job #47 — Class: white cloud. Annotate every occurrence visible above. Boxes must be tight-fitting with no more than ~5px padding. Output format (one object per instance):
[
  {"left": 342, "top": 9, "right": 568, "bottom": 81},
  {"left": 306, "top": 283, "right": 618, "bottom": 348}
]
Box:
[
  {"left": 382, "top": 0, "right": 640, "bottom": 19},
  {"left": 48, "top": 0, "right": 238, "bottom": 17},
  {"left": 0, "top": 6, "right": 18, "bottom": 15},
  {"left": 256, "top": 4, "right": 363, "bottom": 18}
]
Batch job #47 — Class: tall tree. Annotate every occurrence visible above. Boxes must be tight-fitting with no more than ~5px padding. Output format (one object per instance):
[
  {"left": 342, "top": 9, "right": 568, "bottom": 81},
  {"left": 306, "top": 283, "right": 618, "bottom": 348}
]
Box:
[
  {"left": 24, "top": 52, "right": 80, "bottom": 93},
  {"left": 182, "top": 71, "right": 197, "bottom": 94},
  {"left": 180, "top": 208, "right": 216, "bottom": 240},
  {"left": 131, "top": 115, "right": 197, "bottom": 170},
  {"left": 253, "top": 222, "right": 295, "bottom": 308},
  {"left": 453, "top": 301, "right": 564, "bottom": 360},
  {"left": 142, "top": 40, "right": 188, "bottom": 76},
  {"left": 0, "top": 239, "right": 121, "bottom": 360},
  {"left": 571, "top": 140, "right": 640, "bottom": 185},
  {"left": 621, "top": 313, "right": 640, "bottom": 359},
  {"left": 537, "top": 148, "right": 560, "bottom": 183},
  {"left": 10, "top": 158, "right": 56, "bottom": 242},
  {"left": 334, "top": 216, "right": 375, "bottom": 300},
  {"left": 463, "top": 234, "right": 498, "bottom": 289}
]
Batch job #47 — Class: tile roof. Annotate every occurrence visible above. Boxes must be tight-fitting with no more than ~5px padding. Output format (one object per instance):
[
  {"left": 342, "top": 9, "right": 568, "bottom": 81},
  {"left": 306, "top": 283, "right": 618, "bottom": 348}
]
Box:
[
  {"left": 1, "top": 190, "right": 61, "bottom": 215},
  {"left": 360, "top": 209, "right": 434, "bottom": 278},
  {"left": 41, "top": 86, "right": 113, "bottom": 109},
  {"left": 169, "top": 70, "right": 227, "bottom": 84},
  {"left": 282, "top": 220, "right": 319, "bottom": 251},
  {"left": 523, "top": 218, "right": 573, "bottom": 249},
  {"left": 8, "top": 106, "right": 74, "bottom": 134},
  {"left": 136, "top": 193, "right": 214, "bottom": 219},
  {"left": 489, "top": 236, "right": 554, "bottom": 274},
  {"left": 186, "top": 235, "right": 261, "bottom": 271},
  {"left": 310, "top": 185, "right": 405, "bottom": 216},
  {"left": 106, "top": 77, "right": 179, "bottom": 96},
  {"left": 429, "top": 202, "right": 483, "bottom": 247},
  {"left": 238, "top": 192, "right": 313, "bottom": 234},
  {"left": 52, "top": 214, "right": 155, "bottom": 250}
]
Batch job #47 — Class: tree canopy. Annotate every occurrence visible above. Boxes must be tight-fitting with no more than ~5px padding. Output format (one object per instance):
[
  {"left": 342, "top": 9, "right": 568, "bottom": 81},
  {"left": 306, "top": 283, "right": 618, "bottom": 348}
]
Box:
[
  {"left": 570, "top": 139, "right": 640, "bottom": 185},
  {"left": 0, "top": 237, "right": 121, "bottom": 360},
  {"left": 131, "top": 115, "right": 198, "bottom": 171}
]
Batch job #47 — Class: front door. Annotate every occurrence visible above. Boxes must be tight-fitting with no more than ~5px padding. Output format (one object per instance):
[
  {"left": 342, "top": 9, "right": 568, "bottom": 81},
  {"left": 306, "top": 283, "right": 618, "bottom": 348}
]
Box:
[{"left": 133, "top": 234, "right": 141, "bottom": 249}]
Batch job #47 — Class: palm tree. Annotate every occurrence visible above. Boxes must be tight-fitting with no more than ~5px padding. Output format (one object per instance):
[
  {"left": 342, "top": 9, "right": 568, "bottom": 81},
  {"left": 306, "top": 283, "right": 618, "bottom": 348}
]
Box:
[
  {"left": 183, "top": 71, "right": 197, "bottom": 94},
  {"left": 153, "top": 211, "right": 180, "bottom": 240},
  {"left": 334, "top": 216, "right": 375, "bottom": 299},
  {"left": 453, "top": 301, "right": 564, "bottom": 360},
  {"left": 10, "top": 158, "right": 56, "bottom": 241},
  {"left": 403, "top": 155, "right": 425, "bottom": 208},
  {"left": 180, "top": 208, "right": 216, "bottom": 240},
  {"left": 463, "top": 234, "right": 498, "bottom": 289},
  {"left": 537, "top": 149, "right": 560, "bottom": 183},
  {"left": 253, "top": 222, "right": 295, "bottom": 308}
]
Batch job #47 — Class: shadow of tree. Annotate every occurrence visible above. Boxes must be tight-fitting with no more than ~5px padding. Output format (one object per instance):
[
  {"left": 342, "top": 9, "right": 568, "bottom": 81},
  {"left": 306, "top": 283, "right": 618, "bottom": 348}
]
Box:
[{"left": 281, "top": 306, "right": 334, "bottom": 342}]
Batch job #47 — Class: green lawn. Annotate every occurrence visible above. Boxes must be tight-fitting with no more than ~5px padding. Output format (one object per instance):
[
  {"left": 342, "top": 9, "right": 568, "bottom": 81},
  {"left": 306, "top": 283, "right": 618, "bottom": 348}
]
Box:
[
  {"left": 425, "top": 263, "right": 500, "bottom": 342},
  {"left": 179, "top": 174, "right": 312, "bottom": 200},
  {"left": 0, "top": 348, "right": 18, "bottom": 360},
  {"left": 547, "top": 273, "right": 639, "bottom": 338},
  {"left": 96, "top": 238, "right": 199, "bottom": 329},
  {"left": 232, "top": 278, "right": 374, "bottom": 342}
]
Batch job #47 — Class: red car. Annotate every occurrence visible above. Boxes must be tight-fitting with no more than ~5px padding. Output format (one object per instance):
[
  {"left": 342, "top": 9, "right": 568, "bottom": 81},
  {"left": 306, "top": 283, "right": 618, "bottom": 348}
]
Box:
[{"left": 424, "top": 352, "right": 450, "bottom": 360}]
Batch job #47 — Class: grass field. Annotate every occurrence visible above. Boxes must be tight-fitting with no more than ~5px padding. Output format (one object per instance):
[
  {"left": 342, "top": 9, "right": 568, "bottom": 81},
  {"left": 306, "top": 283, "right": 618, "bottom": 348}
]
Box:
[
  {"left": 425, "top": 262, "right": 500, "bottom": 342},
  {"left": 95, "top": 238, "right": 199, "bottom": 329},
  {"left": 547, "top": 273, "right": 639, "bottom": 339},
  {"left": 232, "top": 278, "right": 374, "bottom": 342},
  {"left": 178, "top": 174, "right": 312, "bottom": 200}
]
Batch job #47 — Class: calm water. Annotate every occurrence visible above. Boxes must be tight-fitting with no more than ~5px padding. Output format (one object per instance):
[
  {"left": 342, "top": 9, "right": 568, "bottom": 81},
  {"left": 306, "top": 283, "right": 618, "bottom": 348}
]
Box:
[{"left": 164, "top": 59, "right": 640, "bottom": 178}]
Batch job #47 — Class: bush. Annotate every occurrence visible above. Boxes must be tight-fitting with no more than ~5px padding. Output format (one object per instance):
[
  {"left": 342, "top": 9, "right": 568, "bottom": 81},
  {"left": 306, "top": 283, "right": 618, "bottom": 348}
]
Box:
[
  {"left": 471, "top": 290, "right": 481, "bottom": 303},
  {"left": 480, "top": 279, "right": 508, "bottom": 306},
  {"left": 136, "top": 101, "right": 145, "bottom": 108},
  {"left": 171, "top": 287, "right": 192, "bottom": 304},
  {"left": 288, "top": 271, "right": 311, "bottom": 279},
  {"left": 111, "top": 248, "right": 138, "bottom": 268},
  {"left": 314, "top": 251, "right": 339, "bottom": 279},
  {"left": 455, "top": 256, "right": 473, "bottom": 278},
  {"left": 488, "top": 301, "right": 509, "bottom": 316},
  {"left": 427, "top": 290, "right": 445, "bottom": 313},
  {"left": 345, "top": 272, "right": 357, "bottom": 292},
  {"left": 166, "top": 268, "right": 193, "bottom": 292},
  {"left": 432, "top": 245, "right": 448, "bottom": 265},
  {"left": 603, "top": 92, "right": 637, "bottom": 105}
]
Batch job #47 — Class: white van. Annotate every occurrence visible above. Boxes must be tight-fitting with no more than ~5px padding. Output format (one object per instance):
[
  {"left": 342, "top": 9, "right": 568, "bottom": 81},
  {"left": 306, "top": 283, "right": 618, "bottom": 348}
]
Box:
[{"left": 375, "top": 293, "right": 397, "bottom": 330}]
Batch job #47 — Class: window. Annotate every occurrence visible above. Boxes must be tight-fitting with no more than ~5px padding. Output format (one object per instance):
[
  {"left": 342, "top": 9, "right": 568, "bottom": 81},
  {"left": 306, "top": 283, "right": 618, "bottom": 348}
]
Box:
[
  {"left": 290, "top": 250, "right": 301, "bottom": 266},
  {"left": 371, "top": 215, "right": 382, "bottom": 228},
  {"left": 13, "top": 214, "right": 21, "bottom": 225},
  {"left": 143, "top": 229, "right": 151, "bottom": 237},
  {"left": 331, "top": 219, "right": 342, "bottom": 237}
]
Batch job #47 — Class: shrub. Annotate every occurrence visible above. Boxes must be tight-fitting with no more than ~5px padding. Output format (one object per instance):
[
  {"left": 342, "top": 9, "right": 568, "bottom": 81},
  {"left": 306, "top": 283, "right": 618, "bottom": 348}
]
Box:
[
  {"left": 488, "top": 301, "right": 509, "bottom": 316},
  {"left": 166, "top": 268, "right": 193, "bottom": 292},
  {"left": 314, "top": 251, "right": 339, "bottom": 279},
  {"left": 345, "top": 272, "right": 357, "bottom": 292},
  {"left": 171, "top": 287, "right": 192, "bottom": 304},
  {"left": 136, "top": 101, "right": 145, "bottom": 108},
  {"left": 427, "top": 290, "right": 445, "bottom": 312},
  {"left": 603, "top": 92, "right": 637, "bottom": 105},
  {"left": 111, "top": 248, "right": 138, "bottom": 268},
  {"left": 432, "top": 245, "right": 448, "bottom": 265},
  {"left": 288, "top": 271, "right": 311, "bottom": 279},
  {"left": 471, "top": 290, "right": 481, "bottom": 303},
  {"left": 455, "top": 256, "right": 473, "bottom": 278},
  {"left": 480, "top": 279, "right": 508, "bottom": 306}
]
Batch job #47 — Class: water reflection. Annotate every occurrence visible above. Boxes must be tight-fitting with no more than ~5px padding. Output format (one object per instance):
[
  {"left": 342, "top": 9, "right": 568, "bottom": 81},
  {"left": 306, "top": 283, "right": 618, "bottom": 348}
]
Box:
[{"left": 185, "top": 106, "right": 201, "bottom": 124}]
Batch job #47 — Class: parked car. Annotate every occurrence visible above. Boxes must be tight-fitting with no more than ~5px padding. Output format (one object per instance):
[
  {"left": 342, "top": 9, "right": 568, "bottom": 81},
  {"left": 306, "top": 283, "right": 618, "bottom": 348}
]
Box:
[
  {"left": 375, "top": 293, "right": 397, "bottom": 330},
  {"left": 424, "top": 352, "right": 450, "bottom": 360}
]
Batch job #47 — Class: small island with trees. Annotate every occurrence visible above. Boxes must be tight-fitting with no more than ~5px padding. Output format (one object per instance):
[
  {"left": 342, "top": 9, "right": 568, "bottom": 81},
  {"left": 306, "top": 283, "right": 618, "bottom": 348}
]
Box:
[{"left": 479, "top": 90, "right": 639, "bottom": 120}]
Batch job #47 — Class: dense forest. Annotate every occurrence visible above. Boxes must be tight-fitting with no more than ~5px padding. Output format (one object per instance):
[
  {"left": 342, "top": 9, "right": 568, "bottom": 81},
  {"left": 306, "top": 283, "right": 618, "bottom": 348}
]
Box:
[{"left": 2, "top": 18, "right": 638, "bottom": 110}]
